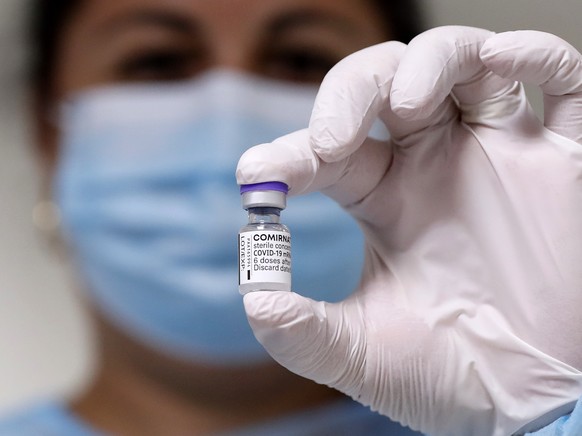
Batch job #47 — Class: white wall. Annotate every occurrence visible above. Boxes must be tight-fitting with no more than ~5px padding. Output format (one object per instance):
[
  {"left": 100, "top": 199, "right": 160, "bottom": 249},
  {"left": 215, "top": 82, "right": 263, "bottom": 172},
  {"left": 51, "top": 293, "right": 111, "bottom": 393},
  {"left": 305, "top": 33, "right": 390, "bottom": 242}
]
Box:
[
  {"left": 424, "top": 0, "right": 582, "bottom": 43},
  {"left": 0, "top": 0, "right": 581, "bottom": 416},
  {"left": 0, "top": 1, "right": 93, "bottom": 416}
]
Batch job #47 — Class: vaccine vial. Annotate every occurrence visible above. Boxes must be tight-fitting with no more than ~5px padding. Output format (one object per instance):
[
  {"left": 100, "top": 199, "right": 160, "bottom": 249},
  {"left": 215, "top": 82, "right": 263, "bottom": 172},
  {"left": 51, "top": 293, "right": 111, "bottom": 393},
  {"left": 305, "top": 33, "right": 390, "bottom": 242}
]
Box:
[{"left": 238, "top": 182, "right": 291, "bottom": 294}]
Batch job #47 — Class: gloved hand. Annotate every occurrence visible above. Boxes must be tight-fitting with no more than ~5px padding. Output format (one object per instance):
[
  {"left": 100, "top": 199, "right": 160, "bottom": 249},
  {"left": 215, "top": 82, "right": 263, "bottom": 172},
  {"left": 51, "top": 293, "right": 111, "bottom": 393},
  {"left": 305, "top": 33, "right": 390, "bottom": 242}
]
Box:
[{"left": 236, "top": 26, "right": 582, "bottom": 436}]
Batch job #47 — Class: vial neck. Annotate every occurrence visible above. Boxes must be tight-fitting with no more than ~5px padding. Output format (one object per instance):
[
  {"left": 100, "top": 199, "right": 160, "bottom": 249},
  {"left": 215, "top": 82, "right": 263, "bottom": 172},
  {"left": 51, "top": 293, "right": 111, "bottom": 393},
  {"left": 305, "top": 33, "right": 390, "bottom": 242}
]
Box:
[{"left": 247, "top": 207, "right": 281, "bottom": 224}]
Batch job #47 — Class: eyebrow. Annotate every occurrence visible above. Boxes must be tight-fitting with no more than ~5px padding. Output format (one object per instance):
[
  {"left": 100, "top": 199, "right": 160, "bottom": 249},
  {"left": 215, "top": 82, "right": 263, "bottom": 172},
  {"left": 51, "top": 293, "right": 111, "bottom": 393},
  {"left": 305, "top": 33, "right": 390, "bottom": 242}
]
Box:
[
  {"left": 93, "top": 8, "right": 361, "bottom": 42},
  {"left": 267, "top": 9, "right": 362, "bottom": 37},
  {"left": 95, "top": 9, "right": 200, "bottom": 37}
]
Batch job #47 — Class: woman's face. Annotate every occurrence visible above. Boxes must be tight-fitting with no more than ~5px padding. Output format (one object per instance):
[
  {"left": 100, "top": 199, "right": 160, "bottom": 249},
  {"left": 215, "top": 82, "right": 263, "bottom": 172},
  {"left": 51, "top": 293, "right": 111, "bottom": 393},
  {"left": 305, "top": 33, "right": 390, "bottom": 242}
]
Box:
[
  {"left": 41, "top": 0, "right": 392, "bottom": 397},
  {"left": 53, "top": 0, "right": 389, "bottom": 99}
]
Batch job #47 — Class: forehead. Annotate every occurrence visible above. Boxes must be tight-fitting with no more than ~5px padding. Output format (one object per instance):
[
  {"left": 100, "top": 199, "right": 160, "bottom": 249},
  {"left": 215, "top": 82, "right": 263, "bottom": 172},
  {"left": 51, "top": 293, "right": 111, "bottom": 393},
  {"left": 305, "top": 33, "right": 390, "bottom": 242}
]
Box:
[{"left": 69, "top": 0, "right": 382, "bottom": 29}]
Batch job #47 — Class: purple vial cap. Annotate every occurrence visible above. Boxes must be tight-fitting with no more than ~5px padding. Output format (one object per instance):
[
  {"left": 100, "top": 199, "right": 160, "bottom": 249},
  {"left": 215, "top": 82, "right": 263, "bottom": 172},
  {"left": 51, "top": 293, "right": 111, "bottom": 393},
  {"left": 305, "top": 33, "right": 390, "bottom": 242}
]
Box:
[{"left": 240, "top": 181, "right": 289, "bottom": 194}]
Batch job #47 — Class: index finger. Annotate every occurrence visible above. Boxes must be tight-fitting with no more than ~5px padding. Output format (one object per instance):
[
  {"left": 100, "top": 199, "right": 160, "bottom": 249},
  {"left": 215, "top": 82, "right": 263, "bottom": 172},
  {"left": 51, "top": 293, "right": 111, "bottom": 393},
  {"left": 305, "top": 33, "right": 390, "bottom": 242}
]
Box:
[{"left": 308, "top": 41, "right": 405, "bottom": 163}]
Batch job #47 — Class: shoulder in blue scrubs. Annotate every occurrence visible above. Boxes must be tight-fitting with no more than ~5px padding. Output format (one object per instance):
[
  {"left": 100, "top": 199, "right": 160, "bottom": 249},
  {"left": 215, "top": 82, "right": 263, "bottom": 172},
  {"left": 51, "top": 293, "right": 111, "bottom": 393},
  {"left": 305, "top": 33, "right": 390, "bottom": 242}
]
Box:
[{"left": 0, "top": 397, "right": 421, "bottom": 436}]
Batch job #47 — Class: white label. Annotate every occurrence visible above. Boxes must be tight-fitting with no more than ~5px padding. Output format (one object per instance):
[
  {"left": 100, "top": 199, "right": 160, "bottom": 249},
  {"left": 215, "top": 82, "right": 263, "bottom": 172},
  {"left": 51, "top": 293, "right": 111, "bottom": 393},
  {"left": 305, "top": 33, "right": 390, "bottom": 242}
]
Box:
[{"left": 239, "top": 230, "right": 291, "bottom": 290}]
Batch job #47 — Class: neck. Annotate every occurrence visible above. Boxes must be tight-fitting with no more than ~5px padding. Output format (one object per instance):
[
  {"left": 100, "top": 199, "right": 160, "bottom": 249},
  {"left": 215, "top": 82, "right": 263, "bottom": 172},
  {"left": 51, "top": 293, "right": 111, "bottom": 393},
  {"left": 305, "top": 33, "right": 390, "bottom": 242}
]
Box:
[{"left": 71, "top": 316, "right": 342, "bottom": 435}]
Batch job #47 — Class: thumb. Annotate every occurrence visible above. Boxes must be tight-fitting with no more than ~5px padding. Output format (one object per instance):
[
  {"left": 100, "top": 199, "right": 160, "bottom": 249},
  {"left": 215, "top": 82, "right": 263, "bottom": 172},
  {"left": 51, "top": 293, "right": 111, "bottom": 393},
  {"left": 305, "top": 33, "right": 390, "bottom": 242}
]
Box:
[{"left": 243, "top": 291, "right": 365, "bottom": 394}]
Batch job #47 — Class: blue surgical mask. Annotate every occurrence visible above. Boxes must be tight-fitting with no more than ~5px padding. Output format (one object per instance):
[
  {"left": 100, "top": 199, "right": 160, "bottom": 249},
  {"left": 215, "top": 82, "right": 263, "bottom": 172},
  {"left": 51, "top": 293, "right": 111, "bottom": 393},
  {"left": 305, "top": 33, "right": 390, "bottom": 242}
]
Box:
[{"left": 56, "top": 70, "right": 364, "bottom": 366}]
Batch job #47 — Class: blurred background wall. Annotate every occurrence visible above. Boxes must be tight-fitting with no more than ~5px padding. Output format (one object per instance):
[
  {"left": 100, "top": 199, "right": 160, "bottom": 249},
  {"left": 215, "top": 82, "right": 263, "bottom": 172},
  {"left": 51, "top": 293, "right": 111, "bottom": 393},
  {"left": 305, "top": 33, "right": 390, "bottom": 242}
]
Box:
[
  {"left": 0, "top": 0, "right": 581, "bottom": 416},
  {"left": 0, "top": 0, "right": 93, "bottom": 416}
]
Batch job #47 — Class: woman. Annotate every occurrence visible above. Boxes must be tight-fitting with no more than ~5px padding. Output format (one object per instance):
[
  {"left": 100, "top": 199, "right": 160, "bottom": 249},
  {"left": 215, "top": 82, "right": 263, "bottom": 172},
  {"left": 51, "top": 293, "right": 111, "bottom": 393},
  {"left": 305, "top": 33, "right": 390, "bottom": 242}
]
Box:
[{"left": 1, "top": 0, "right": 424, "bottom": 434}]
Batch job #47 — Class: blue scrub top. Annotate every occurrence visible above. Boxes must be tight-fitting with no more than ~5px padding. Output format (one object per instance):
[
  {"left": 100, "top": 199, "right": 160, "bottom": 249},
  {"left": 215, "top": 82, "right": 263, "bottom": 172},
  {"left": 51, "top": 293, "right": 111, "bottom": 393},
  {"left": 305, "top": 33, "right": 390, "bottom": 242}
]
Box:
[
  {"left": 0, "top": 397, "right": 421, "bottom": 436},
  {"left": 525, "top": 396, "right": 582, "bottom": 436},
  {"left": 3, "top": 395, "right": 580, "bottom": 435}
]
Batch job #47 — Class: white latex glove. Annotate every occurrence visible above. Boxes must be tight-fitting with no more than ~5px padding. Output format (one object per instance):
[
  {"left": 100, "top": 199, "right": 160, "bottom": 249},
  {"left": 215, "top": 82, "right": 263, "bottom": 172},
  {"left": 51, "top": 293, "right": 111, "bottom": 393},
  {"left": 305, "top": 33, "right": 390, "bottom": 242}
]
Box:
[{"left": 236, "top": 26, "right": 582, "bottom": 436}]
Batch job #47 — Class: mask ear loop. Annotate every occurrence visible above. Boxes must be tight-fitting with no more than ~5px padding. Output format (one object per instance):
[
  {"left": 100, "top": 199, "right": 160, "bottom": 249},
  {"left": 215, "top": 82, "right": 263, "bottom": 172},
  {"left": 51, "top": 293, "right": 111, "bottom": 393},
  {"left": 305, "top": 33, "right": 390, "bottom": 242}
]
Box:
[
  {"left": 31, "top": 96, "right": 70, "bottom": 259},
  {"left": 32, "top": 190, "right": 69, "bottom": 260}
]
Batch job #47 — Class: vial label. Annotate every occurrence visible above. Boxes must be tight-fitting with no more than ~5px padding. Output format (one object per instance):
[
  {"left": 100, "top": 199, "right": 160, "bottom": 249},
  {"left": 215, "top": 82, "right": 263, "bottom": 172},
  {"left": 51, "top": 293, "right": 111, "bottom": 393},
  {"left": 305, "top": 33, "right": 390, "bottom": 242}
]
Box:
[{"left": 239, "top": 230, "right": 291, "bottom": 293}]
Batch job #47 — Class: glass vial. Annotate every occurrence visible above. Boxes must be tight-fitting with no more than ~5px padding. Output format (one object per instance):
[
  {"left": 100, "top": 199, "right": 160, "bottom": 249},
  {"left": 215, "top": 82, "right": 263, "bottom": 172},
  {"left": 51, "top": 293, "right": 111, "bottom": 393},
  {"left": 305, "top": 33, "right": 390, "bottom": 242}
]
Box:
[{"left": 238, "top": 182, "right": 291, "bottom": 294}]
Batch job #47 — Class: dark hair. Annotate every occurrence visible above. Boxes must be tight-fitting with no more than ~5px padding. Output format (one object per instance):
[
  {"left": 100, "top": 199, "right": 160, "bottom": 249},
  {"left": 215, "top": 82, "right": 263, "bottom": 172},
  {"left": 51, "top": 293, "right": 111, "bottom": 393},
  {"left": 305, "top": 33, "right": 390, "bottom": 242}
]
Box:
[
  {"left": 370, "top": 0, "right": 426, "bottom": 44},
  {"left": 29, "top": 0, "right": 425, "bottom": 104},
  {"left": 29, "top": 0, "right": 84, "bottom": 104}
]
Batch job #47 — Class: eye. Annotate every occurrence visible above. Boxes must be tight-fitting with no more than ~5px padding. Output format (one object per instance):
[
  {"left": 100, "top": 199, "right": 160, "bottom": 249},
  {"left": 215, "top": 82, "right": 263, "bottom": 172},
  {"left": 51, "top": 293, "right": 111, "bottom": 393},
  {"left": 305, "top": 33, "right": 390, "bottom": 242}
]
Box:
[
  {"left": 261, "top": 47, "right": 340, "bottom": 84},
  {"left": 117, "top": 47, "right": 206, "bottom": 82}
]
